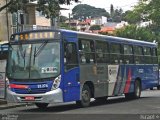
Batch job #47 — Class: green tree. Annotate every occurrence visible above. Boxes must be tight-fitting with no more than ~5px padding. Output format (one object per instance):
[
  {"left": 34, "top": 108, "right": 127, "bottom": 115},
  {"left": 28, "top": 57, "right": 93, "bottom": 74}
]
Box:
[
  {"left": 141, "top": 0, "right": 160, "bottom": 26},
  {"left": 72, "top": 4, "right": 110, "bottom": 19},
  {"left": 121, "top": 1, "right": 147, "bottom": 24},
  {"left": 112, "top": 8, "right": 123, "bottom": 22},
  {"left": 0, "top": 0, "right": 79, "bottom": 18},
  {"left": 110, "top": 4, "right": 114, "bottom": 18},
  {"left": 109, "top": 4, "right": 124, "bottom": 22},
  {"left": 123, "top": 10, "right": 141, "bottom": 24},
  {"left": 114, "top": 25, "right": 155, "bottom": 42},
  {"left": 59, "top": 15, "right": 68, "bottom": 22},
  {"left": 89, "top": 25, "right": 101, "bottom": 31}
]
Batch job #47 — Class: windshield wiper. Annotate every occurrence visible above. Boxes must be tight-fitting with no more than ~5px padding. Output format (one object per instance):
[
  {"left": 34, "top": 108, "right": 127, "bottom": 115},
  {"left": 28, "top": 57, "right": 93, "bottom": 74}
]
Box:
[
  {"left": 18, "top": 44, "right": 26, "bottom": 69},
  {"left": 33, "top": 41, "right": 48, "bottom": 64},
  {"left": 19, "top": 44, "right": 26, "bottom": 59}
]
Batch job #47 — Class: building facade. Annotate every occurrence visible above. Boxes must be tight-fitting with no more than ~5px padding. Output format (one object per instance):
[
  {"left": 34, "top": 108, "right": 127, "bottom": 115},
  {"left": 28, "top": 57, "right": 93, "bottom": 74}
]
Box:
[
  {"left": 0, "top": 0, "right": 12, "bottom": 41},
  {"left": 0, "top": 0, "right": 52, "bottom": 41}
]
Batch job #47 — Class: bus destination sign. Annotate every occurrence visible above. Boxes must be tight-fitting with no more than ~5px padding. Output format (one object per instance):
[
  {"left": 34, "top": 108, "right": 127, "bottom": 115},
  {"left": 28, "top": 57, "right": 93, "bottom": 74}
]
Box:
[{"left": 12, "top": 31, "right": 60, "bottom": 41}]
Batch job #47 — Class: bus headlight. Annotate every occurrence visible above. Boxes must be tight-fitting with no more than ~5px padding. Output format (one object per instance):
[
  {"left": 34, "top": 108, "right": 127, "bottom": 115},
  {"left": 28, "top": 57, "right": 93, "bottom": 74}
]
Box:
[{"left": 51, "top": 75, "right": 61, "bottom": 90}]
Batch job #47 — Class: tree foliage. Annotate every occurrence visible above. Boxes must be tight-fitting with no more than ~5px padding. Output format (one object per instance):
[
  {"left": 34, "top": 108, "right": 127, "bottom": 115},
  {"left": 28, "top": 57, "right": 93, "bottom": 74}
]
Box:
[
  {"left": 122, "top": 0, "right": 160, "bottom": 26},
  {"left": 110, "top": 4, "right": 114, "bottom": 18},
  {"left": 89, "top": 25, "right": 101, "bottom": 31},
  {"left": 114, "top": 25, "right": 156, "bottom": 42},
  {"left": 59, "top": 22, "right": 76, "bottom": 31},
  {"left": 59, "top": 15, "right": 68, "bottom": 22},
  {"left": 112, "top": 8, "right": 123, "bottom": 22},
  {"left": 122, "top": 10, "right": 141, "bottom": 24},
  {"left": 108, "top": 4, "right": 123, "bottom": 22},
  {"left": 142, "top": 0, "right": 160, "bottom": 26},
  {"left": 0, "top": 0, "right": 79, "bottom": 18},
  {"left": 72, "top": 4, "right": 110, "bottom": 19}
]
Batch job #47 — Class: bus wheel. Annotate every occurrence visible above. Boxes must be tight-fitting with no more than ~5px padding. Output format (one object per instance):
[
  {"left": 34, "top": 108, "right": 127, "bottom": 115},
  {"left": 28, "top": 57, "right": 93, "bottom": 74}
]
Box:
[
  {"left": 133, "top": 80, "right": 141, "bottom": 99},
  {"left": 76, "top": 84, "right": 91, "bottom": 107},
  {"left": 125, "top": 80, "right": 141, "bottom": 99},
  {"left": 35, "top": 103, "right": 48, "bottom": 109},
  {"left": 150, "top": 88, "right": 154, "bottom": 90},
  {"left": 125, "top": 93, "right": 133, "bottom": 99}
]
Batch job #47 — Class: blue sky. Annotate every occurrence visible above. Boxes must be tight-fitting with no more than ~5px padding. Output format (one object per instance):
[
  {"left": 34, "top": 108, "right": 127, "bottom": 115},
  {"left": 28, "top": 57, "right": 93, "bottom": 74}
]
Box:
[{"left": 60, "top": 0, "right": 139, "bottom": 17}]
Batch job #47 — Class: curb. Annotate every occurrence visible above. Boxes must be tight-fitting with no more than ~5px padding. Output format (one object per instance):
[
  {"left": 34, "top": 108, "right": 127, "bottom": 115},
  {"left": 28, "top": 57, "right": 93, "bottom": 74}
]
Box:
[{"left": 0, "top": 103, "right": 33, "bottom": 110}]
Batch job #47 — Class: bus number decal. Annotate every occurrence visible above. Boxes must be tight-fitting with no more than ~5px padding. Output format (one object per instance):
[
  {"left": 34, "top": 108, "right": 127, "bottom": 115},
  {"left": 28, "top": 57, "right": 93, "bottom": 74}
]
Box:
[
  {"left": 138, "top": 69, "right": 144, "bottom": 73},
  {"left": 41, "top": 67, "right": 58, "bottom": 73},
  {"left": 37, "top": 84, "right": 48, "bottom": 88}
]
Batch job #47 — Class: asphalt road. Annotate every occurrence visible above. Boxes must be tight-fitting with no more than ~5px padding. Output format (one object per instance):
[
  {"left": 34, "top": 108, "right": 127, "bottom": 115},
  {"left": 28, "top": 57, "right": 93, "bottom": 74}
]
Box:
[{"left": 1, "top": 89, "right": 160, "bottom": 120}]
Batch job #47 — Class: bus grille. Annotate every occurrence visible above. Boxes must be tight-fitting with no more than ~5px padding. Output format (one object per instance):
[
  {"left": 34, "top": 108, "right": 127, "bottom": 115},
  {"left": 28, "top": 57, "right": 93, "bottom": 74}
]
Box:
[{"left": 14, "top": 88, "right": 48, "bottom": 94}]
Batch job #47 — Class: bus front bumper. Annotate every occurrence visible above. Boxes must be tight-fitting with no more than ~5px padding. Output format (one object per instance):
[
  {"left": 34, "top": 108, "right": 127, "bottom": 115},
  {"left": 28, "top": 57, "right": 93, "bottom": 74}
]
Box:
[{"left": 7, "top": 88, "right": 63, "bottom": 103}]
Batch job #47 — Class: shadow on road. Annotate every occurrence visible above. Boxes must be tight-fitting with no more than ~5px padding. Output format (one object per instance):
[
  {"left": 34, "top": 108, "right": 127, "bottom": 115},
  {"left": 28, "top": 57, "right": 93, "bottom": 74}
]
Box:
[{"left": 20, "top": 96, "right": 150, "bottom": 113}]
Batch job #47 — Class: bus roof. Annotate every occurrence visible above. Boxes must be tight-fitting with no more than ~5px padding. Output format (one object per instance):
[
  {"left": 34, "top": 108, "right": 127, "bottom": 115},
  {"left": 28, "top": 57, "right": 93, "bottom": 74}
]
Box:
[
  {"left": 60, "top": 29, "right": 157, "bottom": 47},
  {"left": 11, "top": 29, "right": 157, "bottom": 47}
]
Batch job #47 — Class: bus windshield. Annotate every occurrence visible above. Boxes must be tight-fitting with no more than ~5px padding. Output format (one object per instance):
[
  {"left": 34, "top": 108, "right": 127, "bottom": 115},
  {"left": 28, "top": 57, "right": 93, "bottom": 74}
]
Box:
[{"left": 7, "top": 42, "right": 60, "bottom": 80}]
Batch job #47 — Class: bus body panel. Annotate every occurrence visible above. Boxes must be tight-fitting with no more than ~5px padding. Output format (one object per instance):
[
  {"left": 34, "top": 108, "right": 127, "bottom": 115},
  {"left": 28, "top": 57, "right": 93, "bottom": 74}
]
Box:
[
  {"left": 7, "top": 88, "right": 63, "bottom": 103},
  {"left": 110, "top": 64, "right": 159, "bottom": 96},
  {"left": 79, "top": 64, "right": 108, "bottom": 98},
  {"left": 61, "top": 31, "right": 80, "bottom": 102}
]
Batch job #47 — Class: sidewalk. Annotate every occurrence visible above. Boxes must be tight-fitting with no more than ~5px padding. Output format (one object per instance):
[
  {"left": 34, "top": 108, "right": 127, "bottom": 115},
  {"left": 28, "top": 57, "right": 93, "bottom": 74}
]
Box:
[{"left": 0, "top": 99, "right": 32, "bottom": 110}]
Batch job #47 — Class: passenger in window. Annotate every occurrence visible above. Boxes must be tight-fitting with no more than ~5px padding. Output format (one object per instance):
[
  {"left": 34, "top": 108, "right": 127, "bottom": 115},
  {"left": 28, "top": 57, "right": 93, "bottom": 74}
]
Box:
[{"left": 80, "top": 53, "right": 86, "bottom": 63}]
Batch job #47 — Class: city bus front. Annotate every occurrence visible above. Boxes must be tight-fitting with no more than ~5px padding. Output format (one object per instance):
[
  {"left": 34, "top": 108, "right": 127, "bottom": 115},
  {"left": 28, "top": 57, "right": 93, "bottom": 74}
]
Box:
[{"left": 6, "top": 30, "right": 63, "bottom": 107}]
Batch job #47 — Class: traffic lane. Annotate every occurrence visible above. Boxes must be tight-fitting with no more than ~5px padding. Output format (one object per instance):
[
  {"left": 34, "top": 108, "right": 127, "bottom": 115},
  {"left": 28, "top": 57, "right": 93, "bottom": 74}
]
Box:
[{"left": 1, "top": 90, "right": 160, "bottom": 114}]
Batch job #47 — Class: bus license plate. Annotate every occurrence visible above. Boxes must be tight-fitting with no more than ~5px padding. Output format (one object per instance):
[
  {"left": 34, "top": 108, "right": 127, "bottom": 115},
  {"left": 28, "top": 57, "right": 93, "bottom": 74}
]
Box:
[{"left": 25, "top": 96, "right": 35, "bottom": 101}]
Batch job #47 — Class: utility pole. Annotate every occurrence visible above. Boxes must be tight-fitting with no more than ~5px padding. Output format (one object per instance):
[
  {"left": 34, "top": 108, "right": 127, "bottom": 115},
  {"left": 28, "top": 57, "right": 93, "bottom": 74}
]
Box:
[
  {"left": 16, "top": 2, "right": 19, "bottom": 32},
  {"left": 5, "top": 0, "right": 9, "bottom": 41},
  {"left": 69, "top": 13, "right": 71, "bottom": 29}
]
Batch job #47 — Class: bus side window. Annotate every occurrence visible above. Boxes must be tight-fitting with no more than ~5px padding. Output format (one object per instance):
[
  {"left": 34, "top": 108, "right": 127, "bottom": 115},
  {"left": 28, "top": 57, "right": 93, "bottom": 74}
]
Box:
[
  {"left": 152, "top": 48, "right": 158, "bottom": 64},
  {"left": 64, "top": 43, "right": 78, "bottom": 71},
  {"left": 110, "top": 43, "right": 121, "bottom": 64},
  {"left": 134, "top": 46, "right": 143, "bottom": 64},
  {"left": 123, "top": 45, "right": 134, "bottom": 64},
  {"left": 96, "top": 41, "right": 109, "bottom": 63},
  {"left": 79, "top": 39, "right": 95, "bottom": 64},
  {"left": 143, "top": 47, "right": 152, "bottom": 64}
]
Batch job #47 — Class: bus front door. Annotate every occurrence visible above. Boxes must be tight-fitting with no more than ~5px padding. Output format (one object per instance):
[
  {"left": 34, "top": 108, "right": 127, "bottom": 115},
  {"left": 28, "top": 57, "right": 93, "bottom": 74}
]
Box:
[{"left": 63, "top": 37, "right": 80, "bottom": 102}]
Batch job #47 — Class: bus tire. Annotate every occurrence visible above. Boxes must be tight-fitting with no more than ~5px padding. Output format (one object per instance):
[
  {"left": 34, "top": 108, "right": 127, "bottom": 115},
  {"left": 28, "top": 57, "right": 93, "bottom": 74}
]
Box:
[
  {"left": 125, "top": 80, "right": 141, "bottom": 99},
  {"left": 35, "top": 103, "right": 48, "bottom": 109},
  {"left": 76, "top": 84, "right": 91, "bottom": 107},
  {"left": 157, "top": 85, "right": 160, "bottom": 90},
  {"left": 150, "top": 88, "right": 153, "bottom": 90},
  {"left": 125, "top": 93, "right": 133, "bottom": 99},
  {"left": 133, "top": 80, "right": 141, "bottom": 99}
]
